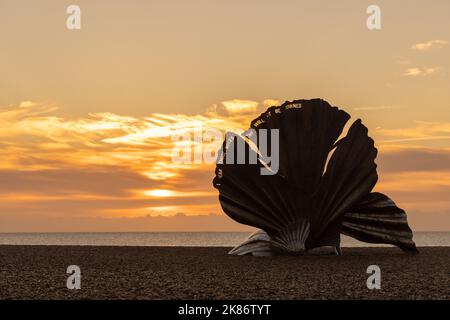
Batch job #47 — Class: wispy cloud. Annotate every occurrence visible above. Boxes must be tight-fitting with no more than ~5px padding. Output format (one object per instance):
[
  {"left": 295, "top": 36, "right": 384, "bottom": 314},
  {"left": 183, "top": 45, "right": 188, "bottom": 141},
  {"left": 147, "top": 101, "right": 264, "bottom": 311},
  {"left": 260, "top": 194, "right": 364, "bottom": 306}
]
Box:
[
  {"left": 0, "top": 212, "right": 252, "bottom": 232},
  {"left": 404, "top": 67, "right": 438, "bottom": 77},
  {"left": 412, "top": 39, "right": 448, "bottom": 51},
  {"left": 0, "top": 100, "right": 263, "bottom": 221},
  {"left": 354, "top": 105, "right": 402, "bottom": 111},
  {"left": 377, "top": 121, "right": 450, "bottom": 143}
]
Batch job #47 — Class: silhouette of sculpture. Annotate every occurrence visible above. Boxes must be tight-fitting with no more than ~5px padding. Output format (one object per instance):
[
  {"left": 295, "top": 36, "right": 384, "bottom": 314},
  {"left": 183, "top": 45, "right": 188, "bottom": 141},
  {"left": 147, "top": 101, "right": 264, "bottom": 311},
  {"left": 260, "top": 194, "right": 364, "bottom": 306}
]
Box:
[{"left": 213, "top": 99, "right": 417, "bottom": 255}]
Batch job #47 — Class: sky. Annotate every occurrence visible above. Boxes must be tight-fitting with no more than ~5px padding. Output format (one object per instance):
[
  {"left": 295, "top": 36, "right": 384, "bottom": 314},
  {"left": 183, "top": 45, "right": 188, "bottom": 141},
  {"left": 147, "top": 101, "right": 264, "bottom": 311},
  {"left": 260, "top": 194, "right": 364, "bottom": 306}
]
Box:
[{"left": 0, "top": 0, "right": 449, "bottom": 231}]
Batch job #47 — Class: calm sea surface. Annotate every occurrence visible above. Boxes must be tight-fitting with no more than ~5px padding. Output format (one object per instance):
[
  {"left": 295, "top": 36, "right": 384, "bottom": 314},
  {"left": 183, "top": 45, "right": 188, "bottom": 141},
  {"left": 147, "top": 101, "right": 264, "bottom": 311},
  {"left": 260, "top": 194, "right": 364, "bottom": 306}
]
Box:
[{"left": 0, "top": 232, "right": 449, "bottom": 247}]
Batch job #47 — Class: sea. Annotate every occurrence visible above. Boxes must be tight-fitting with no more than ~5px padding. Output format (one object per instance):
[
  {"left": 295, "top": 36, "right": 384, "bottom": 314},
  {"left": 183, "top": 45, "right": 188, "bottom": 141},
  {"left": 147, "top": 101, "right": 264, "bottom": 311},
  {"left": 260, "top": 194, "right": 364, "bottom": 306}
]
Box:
[{"left": 0, "top": 232, "right": 449, "bottom": 247}]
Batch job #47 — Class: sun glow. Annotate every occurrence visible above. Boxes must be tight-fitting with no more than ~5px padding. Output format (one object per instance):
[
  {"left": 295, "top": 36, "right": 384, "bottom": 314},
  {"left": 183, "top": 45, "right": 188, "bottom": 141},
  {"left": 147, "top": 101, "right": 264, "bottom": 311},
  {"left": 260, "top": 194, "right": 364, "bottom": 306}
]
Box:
[{"left": 143, "top": 189, "right": 176, "bottom": 197}]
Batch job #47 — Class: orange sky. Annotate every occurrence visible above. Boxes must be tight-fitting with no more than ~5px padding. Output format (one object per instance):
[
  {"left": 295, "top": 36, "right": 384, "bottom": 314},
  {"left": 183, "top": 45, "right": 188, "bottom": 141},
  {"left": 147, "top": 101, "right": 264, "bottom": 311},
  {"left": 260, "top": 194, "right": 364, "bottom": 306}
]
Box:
[{"left": 0, "top": 1, "right": 449, "bottom": 231}]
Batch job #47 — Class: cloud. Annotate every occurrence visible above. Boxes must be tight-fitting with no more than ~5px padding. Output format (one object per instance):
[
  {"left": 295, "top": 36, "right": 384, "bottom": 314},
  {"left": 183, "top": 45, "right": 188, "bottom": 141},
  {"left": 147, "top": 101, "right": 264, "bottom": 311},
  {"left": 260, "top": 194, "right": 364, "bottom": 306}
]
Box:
[
  {"left": 377, "top": 147, "right": 450, "bottom": 173},
  {"left": 0, "top": 167, "right": 157, "bottom": 197},
  {"left": 404, "top": 67, "right": 438, "bottom": 76},
  {"left": 19, "top": 100, "right": 35, "bottom": 108},
  {"left": 0, "top": 212, "right": 253, "bottom": 232},
  {"left": 376, "top": 121, "right": 450, "bottom": 143},
  {"left": 221, "top": 99, "right": 259, "bottom": 115},
  {"left": 375, "top": 170, "right": 450, "bottom": 222},
  {"left": 0, "top": 100, "right": 255, "bottom": 173},
  {"left": 0, "top": 100, "right": 266, "bottom": 225},
  {"left": 412, "top": 39, "right": 448, "bottom": 51},
  {"left": 354, "top": 105, "right": 402, "bottom": 111},
  {"left": 404, "top": 68, "right": 421, "bottom": 76},
  {"left": 1, "top": 208, "right": 448, "bottom": 232},
  {"left": 262, "top": 99, "right": 281, "bottom": 108},
  {"left": 375, "top": 147, "right": 450, "bottom": 199}
]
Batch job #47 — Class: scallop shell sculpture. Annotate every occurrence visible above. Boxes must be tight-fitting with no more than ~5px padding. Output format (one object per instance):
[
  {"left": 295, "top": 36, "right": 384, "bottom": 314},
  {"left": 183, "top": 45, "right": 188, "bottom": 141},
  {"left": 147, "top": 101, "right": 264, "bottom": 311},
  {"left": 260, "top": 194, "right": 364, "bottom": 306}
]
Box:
[{"left": 213, "top": 99, "right": 417, "bottom": 255}]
